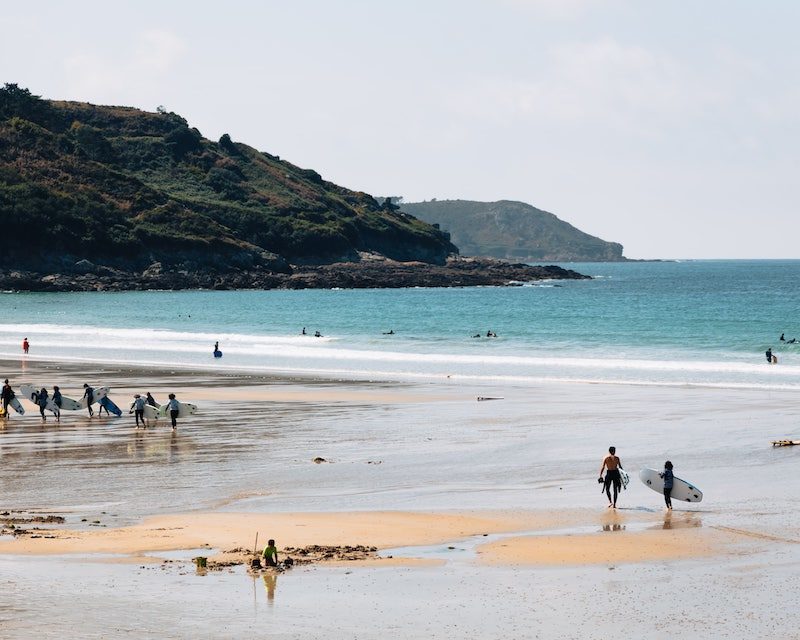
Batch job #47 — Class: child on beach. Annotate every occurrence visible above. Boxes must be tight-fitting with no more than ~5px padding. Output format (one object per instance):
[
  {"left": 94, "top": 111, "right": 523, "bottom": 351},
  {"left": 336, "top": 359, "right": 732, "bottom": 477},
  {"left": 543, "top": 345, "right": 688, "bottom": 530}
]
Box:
[
  {"left": 660, "top": 461, "right": 674, "bottom": 510},
  {"left": 262, "top": 539, "right": 278, "bottom": 567},
  {"left": 167, "top": 393, "right": 180, "bottom": 429},
  {"left": 130, "top": 394, "right": 146, "bottom": 428}
]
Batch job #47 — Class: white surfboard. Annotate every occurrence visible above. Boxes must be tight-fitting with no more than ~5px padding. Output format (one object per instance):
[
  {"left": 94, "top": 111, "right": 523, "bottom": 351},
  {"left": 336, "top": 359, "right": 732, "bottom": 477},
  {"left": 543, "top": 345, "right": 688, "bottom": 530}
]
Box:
[
  {"left": 158, "top": 401, "right": 197, "bottom": 419},
  {"left": 142, "top": 404, "right": 160, "bottom": 421},
  {"left": 619, "top": 468, "right": 630, "bottom": 489},
  {"left": 79, "top": 386, "right": 109, "bottom": 408},
  {"left": 639, "top": 468, "right": 703, "bottom": 503},
  {"left": 20, "top": 384, "right": 61, "bottom": 415},
  {"left": 20, "top": 385, "right": 82, "bottom": 413}
]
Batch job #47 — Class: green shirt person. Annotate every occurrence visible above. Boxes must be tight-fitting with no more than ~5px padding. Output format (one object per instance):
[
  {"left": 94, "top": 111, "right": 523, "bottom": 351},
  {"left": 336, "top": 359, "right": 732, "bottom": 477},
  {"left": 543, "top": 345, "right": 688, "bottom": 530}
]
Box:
[{"left": 262, "top": 539, "right": 278, "bottom": 567}]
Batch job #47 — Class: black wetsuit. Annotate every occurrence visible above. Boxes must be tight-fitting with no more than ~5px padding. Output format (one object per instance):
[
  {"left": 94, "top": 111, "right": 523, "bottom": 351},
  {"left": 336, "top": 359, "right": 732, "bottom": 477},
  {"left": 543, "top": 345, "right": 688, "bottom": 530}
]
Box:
[
  {"left": 1, "top": 384, "right": 13, "bottom": 416},
  {"left": 662, "top": 469, "right": 674, "bottom": 508}
]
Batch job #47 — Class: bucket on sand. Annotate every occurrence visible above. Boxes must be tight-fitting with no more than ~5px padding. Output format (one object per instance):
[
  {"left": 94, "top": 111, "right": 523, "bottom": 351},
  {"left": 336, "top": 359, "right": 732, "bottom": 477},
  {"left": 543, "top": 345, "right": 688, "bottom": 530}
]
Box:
[{"left": 194, "top": 556, "right": 207, "bottom": 569}]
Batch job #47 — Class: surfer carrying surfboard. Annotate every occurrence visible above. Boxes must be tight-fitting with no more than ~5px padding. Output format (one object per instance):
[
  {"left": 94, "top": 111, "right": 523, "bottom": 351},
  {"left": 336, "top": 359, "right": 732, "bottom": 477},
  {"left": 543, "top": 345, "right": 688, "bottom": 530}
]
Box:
[
  {"left": 1, "top": 379, "right": 14, "bottom": 419},
  {"left": 599, "top": 446, "right": 624, "bottom": 509},
  {"left": 83, "top": 384, "right": 95, "bottom": 417},
  {"left": 167, "top": 393, "right": 180, "bottom": 429},
  {"left": 660, "top": 461, "right": 674, "bottom": 510}
]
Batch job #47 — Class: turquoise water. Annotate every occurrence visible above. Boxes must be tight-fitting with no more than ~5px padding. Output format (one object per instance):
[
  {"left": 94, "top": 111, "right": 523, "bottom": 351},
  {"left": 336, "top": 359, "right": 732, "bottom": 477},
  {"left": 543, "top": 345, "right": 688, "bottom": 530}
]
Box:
[{"left": 1, "top": 260, "right": 799, "bottom": 388}]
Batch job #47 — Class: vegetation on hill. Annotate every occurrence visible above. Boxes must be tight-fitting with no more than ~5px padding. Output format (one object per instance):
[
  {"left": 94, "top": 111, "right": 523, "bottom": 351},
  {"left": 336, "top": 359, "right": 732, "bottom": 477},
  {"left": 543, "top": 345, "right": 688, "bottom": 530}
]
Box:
[
  {"left": 0, "top": 84, "right": 456, "bottom": 274},
  {"left": 400, "top": 199, "right": 625, "bottom": 262}
]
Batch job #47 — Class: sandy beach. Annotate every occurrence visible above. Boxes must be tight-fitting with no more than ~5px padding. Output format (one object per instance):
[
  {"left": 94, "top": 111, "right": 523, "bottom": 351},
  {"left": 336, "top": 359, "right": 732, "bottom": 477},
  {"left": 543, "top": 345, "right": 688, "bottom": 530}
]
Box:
[{"left": 2, "top": 357, "right": 800, "bottom": 638}]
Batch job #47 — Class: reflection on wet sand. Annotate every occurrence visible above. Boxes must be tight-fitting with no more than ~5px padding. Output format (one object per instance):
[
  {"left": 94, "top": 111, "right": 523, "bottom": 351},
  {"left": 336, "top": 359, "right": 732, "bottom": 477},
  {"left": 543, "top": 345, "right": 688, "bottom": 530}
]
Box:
[
  {"left": 263, "top": 573, "right": 277, "bottom": 604},
  {"left": 651, "top": 512, "right": 703, "bottom": 531}
]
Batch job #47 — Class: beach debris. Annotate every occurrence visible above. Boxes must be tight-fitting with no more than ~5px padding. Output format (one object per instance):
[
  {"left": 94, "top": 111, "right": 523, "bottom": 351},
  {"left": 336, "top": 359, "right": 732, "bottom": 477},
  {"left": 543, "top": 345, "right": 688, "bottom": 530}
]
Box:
[
  {"left": 312, "top": 457, "right": 327, "bottom": 464},
  {"left": 476, "top": 396, "right": 504, "bottom": 401},
  {"left": 194, "top": 556, "right": 207, "bottom": 568}
]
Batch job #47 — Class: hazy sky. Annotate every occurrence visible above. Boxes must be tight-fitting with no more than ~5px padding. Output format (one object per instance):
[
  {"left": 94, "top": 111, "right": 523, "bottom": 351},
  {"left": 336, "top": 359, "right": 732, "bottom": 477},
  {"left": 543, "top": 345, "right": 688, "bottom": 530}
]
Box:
[{"left": 3, "top": 1, "right": 799, "bottom": 258}]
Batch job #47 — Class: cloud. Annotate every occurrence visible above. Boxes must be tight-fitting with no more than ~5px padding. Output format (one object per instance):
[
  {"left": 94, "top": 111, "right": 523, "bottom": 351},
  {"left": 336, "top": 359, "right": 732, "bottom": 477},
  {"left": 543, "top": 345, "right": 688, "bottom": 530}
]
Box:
[
  {"left": 63, "top": 30, "right": 187, "bottom": 103},
  {"left": 451, "top": 37, "right": 716, "bottom": 134},
  {"left": 499, "top": 0, "right": 610, "bottom": 19}
]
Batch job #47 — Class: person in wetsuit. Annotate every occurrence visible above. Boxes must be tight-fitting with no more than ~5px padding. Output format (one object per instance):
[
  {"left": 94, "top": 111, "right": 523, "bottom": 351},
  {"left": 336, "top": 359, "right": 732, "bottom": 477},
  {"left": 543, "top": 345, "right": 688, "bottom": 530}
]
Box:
[
  {"left": 766, "top": 348, "right": 773, "bottom": 364},
  {"left": 599, "top": 446, "right": 624, "bottom": 509},
  {"left": 52, "top": 386, "right": 62, "bottom": 422},
  {"left": 1, "top": 379, "right": 14, "bottom": 418},
  {"left": 36, "top": 387, "right": 49, "bottom": 421},
  {"left": 660, "top": 460, "right": 674, "bottom": 510},
  {"left": 83, "top": 384, "right": 95, "bottom": 417}
]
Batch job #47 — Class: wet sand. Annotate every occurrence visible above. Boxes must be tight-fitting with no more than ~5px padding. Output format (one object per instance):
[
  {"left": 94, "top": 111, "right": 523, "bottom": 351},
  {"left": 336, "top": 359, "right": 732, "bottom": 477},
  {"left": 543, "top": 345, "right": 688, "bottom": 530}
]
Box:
[{"left": 2, "top": 357, "right": 800, "bottom": 638}]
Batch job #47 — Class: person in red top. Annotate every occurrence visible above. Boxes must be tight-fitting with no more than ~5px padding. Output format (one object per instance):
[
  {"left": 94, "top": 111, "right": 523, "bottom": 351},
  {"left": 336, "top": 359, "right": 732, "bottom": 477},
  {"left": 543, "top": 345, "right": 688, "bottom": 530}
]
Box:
[{"left": 22, "top": 338, "right": 29, "bottom": 354}]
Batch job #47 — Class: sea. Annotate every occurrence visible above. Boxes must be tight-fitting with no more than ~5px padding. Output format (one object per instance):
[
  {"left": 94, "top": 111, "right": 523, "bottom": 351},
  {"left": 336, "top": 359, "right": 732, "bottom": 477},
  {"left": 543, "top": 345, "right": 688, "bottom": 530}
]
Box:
[{"left": 1, "top": 260, "right": 798, "bottom": 390}]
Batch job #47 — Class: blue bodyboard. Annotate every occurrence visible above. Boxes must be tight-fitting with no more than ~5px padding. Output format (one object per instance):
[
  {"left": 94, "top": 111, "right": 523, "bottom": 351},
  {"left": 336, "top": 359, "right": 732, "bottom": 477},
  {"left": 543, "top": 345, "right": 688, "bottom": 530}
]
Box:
[{"left": 100, "top": 396, "right": 122, "bottom": 417}]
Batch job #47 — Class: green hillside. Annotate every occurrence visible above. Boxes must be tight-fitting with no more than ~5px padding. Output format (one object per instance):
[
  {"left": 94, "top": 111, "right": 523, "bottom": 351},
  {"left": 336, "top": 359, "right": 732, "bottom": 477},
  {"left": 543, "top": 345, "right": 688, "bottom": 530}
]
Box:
[
  {"left": 400, "top": 199, "right": 625, "bottom": 262},
  {"left": 0, "top": 84, "right": 455, "bottom": 274}
]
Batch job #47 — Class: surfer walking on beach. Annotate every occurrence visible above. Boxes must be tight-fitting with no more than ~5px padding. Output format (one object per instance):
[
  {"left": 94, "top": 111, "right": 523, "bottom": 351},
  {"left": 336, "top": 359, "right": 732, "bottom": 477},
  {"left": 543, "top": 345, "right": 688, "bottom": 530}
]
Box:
[
  {"left": 1, "top": 379, "right": 14, "bottom": 419},
  {"left": 599, "top": 446, "right": 623, "bottom": 509},
  {"left": 83, "top": 383, "right": 95, "bottom": 417},
  {"left": 167, "top": 393, "right": 180, "bottom": 429}
]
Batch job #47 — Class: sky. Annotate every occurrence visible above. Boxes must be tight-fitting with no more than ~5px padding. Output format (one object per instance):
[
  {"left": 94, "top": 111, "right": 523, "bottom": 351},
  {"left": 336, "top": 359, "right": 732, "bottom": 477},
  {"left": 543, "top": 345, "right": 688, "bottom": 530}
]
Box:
[{"left": 2, "top": 0, "right": 799, "bottom": 259}]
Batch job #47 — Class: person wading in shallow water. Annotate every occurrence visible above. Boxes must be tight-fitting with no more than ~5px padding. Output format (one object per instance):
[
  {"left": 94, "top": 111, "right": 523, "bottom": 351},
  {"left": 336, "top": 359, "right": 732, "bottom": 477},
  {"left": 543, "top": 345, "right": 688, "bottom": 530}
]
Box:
[{"left": 599, "top": 446, "right": 624, "bottom": 509}]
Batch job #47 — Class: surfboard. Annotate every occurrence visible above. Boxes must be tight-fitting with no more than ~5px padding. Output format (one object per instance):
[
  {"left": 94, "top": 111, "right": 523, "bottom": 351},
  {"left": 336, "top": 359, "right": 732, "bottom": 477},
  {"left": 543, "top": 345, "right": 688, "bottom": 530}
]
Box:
[
  {"left": 9, "top": 397, "right": 24, "bottom": 415},
  {"left": 619, "top": 468, "right": 630, "bottom": 489},
  {"left": 20, "top": 385, "right": 82, "bottom": 413},
  {"left": 477, "top": 397, "right": 504, "bottom": 401},
  {"left": 639, "top": 468, "right": 703, "bottom": 503},
  {"left": 20, "top": 384, "right": 60, "bottom": 415},
  {"left": 158, "top": 401, "right": 198, "bottom": 418},
  {"left": 772, "top": 440, "right": 800, "bottom": 447},
  {"left": 142, "top": 404, "right": 160, "bottom": 421},
  {"left": 79, "top": 386, "right": 109, "bottom": 408},
  {"left": 99, "top": 396, "right": 122, "bottom": 417}
]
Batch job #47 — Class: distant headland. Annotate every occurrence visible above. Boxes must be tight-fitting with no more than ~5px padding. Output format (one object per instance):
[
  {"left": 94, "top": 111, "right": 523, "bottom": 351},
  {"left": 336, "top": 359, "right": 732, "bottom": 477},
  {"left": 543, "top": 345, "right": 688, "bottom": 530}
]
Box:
[{"left": 0, "top": 85, "right": 590, "bottom": 290}]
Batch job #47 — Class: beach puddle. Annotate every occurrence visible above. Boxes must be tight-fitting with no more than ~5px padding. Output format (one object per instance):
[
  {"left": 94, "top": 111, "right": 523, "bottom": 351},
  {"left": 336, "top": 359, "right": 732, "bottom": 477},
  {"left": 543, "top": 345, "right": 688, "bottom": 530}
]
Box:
[{"left": 149, "top": 547, "right": 216, "bottom": 562}]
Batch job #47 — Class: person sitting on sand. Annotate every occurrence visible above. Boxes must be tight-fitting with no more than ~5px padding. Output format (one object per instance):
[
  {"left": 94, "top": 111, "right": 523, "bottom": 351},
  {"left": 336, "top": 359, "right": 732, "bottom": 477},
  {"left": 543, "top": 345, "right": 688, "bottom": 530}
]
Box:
[
  {"left": 262, "top": 539, "right": 279, "bottom": 567},
  {"left": 599, "top": 446, "right": 623, "bottom": 509},
  {"left": 130, "top": 394, "right": 146, "bottom": 429},
  {"left": 83, "top": 384, "right": 95, "bottom": 417},
  {"left": 660, "top": 460, "right": 674, "bottom": 510}
]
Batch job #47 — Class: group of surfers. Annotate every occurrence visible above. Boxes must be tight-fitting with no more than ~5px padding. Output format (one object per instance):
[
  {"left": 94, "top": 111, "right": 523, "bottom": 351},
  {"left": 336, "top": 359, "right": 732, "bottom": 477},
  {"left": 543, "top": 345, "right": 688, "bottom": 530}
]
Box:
[{"left": 1, "top": 380, "right": 183, "bottom": 428}]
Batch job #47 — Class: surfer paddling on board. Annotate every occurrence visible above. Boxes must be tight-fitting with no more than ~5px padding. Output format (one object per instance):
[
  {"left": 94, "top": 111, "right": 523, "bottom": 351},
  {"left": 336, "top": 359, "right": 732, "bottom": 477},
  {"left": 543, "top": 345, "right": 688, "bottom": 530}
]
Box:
[{"left": 599, "top": 446, "right": 624, "bottom": 509}]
